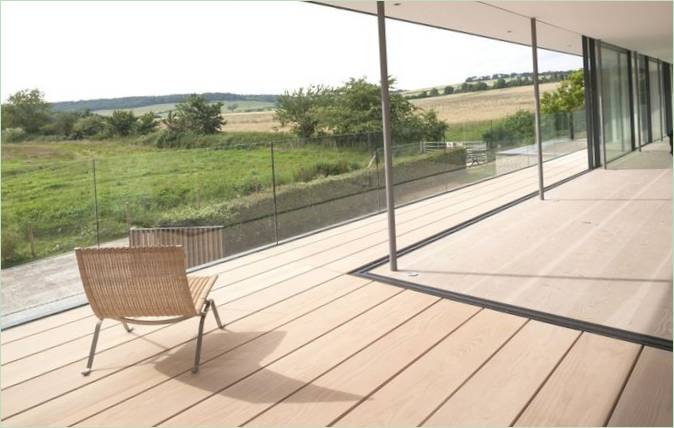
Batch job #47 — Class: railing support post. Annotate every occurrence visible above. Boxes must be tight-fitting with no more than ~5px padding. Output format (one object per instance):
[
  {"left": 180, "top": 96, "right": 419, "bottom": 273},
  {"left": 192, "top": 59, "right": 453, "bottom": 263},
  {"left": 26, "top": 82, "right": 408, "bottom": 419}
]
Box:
[
  {"left": 530, "top": 18, "right": 545, "bottom": 200},
  {"left": 270, "top": 142, "right": 279, "bottom": 244},
  {"left": 92, "top": 159, "right": 100, "bottom": 247},
  {"left": 377, "top": 1, "right": 398, "bottom": 271}
]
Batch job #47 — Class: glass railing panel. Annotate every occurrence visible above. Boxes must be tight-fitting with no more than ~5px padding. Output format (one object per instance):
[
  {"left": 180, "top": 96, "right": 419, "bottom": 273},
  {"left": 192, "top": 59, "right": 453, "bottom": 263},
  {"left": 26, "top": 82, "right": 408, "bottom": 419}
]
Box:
[
  {"left": 1, "top": 158, "right": 96, "bottom": 317},
  {"left": 95, "top": 142, "right": 277, "bottom": 265},
  {"left": 273, "top": 132, "right": 384, "bottom": 242}
]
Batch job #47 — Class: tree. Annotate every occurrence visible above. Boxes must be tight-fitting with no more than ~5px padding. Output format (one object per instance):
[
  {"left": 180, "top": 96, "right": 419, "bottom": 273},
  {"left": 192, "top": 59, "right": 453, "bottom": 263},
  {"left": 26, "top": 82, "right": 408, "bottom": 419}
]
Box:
[
  {"left": 429, "top": 88, "right": 439, "bottom": 97},
  {"left": 72, "top": 114, "right": 107, "bottom": 139},
  {"left": 276, "top": 77, "right": 448, "bottom": 142},
  {"left": 1, "top": 89, "right": 51, "bottom": 134},
  {"left": 493, "top": 78, "right": 507, "bottom": 89},
  {"left": 482, "top": 110, "right": 534, "bottom": 148},
  {"left": 173, "top": 94, "right": 224, "bottom": 134},
  {"left": 136, "top": 112, "right": 158, "bottom": 135},
  {"left": 443, "top": 86, "right": 454, "bottom": 95},
  {"left": 227, "top": 103, "right": 239, "bottom": 112},
  {"left": 41, "top": 111, "right": 84, "bottom": 137},
  {"left": 108, "top": 110, "right": 137, "bottom": 136},
  {"left": 541, "top": 70, "right": 584, "bottom": 138},
  {"left": 274, "top": 85, "right": 330, "bottom": 138}
]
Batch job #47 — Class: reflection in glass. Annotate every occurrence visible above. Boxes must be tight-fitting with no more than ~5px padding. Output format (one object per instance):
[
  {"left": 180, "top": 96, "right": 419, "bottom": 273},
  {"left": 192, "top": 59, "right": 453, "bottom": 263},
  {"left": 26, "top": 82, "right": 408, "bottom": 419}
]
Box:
[
  {"left": 638, "top": 55, "right": 650, "bottom": 144},
  {"left": 600, "top": 45, "right": 633, "bottom": 162},
  {"left": 649, "top": 59, "right": 663, "bottom": 142}
]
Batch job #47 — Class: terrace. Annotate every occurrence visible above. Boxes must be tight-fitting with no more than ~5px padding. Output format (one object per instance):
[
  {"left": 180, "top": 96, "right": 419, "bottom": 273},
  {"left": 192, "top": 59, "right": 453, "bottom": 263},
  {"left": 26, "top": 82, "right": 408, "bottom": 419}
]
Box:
[
  {"left": 1, "top": 1, "right": 672, "bottom": 427},
  {"left": 1, "top": 143, "right": 671, "bottom": 426}
]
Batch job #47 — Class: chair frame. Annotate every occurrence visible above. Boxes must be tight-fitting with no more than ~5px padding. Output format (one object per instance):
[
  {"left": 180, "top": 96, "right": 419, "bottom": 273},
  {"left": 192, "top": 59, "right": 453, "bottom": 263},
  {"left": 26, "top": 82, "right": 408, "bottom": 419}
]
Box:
[
  {"left": 82, "top": 298, "right": 224, "bottom": 376},
  {"left": 76, "top": 246, "right": 224, "bottom": 376}
]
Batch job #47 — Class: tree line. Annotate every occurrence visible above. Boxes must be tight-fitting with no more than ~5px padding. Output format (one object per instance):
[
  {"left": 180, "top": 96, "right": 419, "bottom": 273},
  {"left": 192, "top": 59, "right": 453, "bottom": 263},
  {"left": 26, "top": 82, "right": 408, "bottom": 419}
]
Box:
[
  {"left": 406, "top": 70, "right": 578, "bottom": 100},
  {"left": 51, "top": 92, "right": 277, "bottom": 113},
  {"left": 1, "top": 90, "right": 226, "bottom": 143}
]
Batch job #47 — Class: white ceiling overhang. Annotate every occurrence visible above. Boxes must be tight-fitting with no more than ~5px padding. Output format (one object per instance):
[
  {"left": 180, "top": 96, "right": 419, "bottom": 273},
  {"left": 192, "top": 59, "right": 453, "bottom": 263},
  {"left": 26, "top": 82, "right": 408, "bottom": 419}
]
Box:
[{"left": 314, "top": 1, "right": 672, "bottom": 62}]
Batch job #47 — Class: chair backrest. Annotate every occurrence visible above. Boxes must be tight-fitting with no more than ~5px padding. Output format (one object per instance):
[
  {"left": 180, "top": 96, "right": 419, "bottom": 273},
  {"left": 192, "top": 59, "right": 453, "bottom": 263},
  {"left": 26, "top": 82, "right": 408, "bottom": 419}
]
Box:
[{"left": 75, "top": 246, "right": 197, "bottom": 320}]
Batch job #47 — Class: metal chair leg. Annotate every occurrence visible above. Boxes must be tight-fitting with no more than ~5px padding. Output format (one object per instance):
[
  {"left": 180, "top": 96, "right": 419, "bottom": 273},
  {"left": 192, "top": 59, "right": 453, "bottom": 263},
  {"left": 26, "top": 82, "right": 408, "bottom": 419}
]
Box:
[
  {"left": 209, "top": 299, "right": 224, "bottom": 330},
  {"left": 192, "top": 305, "right": 208, "bottom": 374},
  {"left": 82, "top": 320, "right": 103, "bottom": 376},
  {"left": 122, "top": 321, "right": 133, "bottom": 333}
]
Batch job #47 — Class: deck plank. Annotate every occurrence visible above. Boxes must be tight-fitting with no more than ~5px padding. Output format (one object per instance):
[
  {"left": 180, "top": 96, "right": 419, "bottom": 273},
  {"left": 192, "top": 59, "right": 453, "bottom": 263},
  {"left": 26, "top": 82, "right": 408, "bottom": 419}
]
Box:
[
  {"left": 0, "top": 152, "right": 581, "bottom": 350},
  {"left": 2, "top": 275, "right": 370, "bottom": 427},
  {"left": 244, "top": 300, "right": 481, "bottom": 427},
  {"left": 71, "top": 283, "right": 406, "bottom": 427},
  {"left": 422, "top": 320, "right": 580, "bottom": 426},
  {"left": 5, "top": 152, "right": 664, "bottom": 428},
  {"left": 514, "top": 333, "right": 641, "bottom": 426},
  {"left": 158, "top": 291, "right": 442, "bottom": 427},
  {"left": 608, "top": 347, "right": 673, "bottom": 427},
  {"left": 0, "top": 270, "right": 364, "bottom": 421},
  {"left": 333, "top": 310, "right": 527, "bottom": 427},
  {"left": 0, "top": 263, "right": 336, "bottom": 388}
]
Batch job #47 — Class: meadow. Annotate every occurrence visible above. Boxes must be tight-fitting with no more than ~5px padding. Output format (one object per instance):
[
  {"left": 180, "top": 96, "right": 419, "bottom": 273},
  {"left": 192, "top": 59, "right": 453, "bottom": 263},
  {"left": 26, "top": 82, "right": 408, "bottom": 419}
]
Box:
[
  {"left": 1, "top": 82, "right": 565, "bottom": 267},
  {"left": 1, "top": 138, "right": 377, "bottom": 266}
]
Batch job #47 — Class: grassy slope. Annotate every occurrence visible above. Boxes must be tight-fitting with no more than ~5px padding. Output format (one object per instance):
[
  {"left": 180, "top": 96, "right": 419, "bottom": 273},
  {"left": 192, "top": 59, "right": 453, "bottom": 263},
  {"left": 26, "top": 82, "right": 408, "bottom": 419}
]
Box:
[{"left": 1, "top": 140, "right": 371, "bottom": 266}]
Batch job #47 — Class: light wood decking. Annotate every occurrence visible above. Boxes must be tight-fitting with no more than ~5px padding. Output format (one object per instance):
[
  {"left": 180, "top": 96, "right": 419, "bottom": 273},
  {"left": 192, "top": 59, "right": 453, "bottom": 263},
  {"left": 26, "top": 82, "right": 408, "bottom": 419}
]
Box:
[
  {"left": 372, "top": 153, "right": 673, "bottom": 339},
  {"left": 1, "top": 150, "right": 671, "bottom": 427}
]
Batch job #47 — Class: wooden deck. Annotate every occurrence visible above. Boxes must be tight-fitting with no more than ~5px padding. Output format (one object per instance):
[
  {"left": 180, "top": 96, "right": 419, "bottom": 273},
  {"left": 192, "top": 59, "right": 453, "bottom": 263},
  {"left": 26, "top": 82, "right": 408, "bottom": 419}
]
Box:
[
  {"left": 372, "top": 144, "right": 673, "bottom": 340},
  {"left": 2, "top": 149, "right": 671, "bottom": 427}
]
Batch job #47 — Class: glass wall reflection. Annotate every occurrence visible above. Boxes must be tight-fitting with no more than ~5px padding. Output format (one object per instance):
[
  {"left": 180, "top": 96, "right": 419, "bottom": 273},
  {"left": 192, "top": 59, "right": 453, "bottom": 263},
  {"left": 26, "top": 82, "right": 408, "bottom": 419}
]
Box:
[
  {"left": 637, "top": 55, "right": 650, "bottom": 145},
  {"left": 600, "top": 45, "right": 633, "bottom": 162},
  {"left": 649, "top": 59, "right": 663, "bottom": 142}
]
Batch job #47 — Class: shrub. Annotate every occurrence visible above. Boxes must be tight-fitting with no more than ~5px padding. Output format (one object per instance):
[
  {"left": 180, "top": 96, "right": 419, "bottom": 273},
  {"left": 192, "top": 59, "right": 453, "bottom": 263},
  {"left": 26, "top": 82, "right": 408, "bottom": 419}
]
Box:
[
  {"left": 1, "top": 228, "right": 19, "bottom": 266},
  {"left": 72, "top": 114, "right": 108, "bottom": 139},
  {"left": 1, "top": 127, "right": 28, "bottom": 143},
  {"left": 108, "top": 110, "right": 138, "bottom": 136},
  {"left": 136, "top": 112, "right": 158, "bottom": 135},
  {"left": 482, "top": 110, "right": 534, "bottom": 148},
  {"left": 293, "top": 159, "right": 355, "bottom": 182}
]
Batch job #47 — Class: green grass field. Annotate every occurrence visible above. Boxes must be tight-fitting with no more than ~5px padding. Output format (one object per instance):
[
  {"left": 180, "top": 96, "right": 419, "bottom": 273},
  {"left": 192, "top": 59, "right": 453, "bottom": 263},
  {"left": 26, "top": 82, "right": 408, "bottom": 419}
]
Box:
[{"left": 1, "top": 139, "right": 374, "bottom": 267}]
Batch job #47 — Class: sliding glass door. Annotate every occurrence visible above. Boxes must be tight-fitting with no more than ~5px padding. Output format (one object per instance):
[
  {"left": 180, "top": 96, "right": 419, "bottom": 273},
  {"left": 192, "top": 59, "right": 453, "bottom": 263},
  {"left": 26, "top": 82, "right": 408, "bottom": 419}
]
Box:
[
  {"left": 600, "top": 44, "right": 633, "bottom": 162},
  {"left": 649, "top": 59, "right": 663, "bottom": 142},
  {"left": 637, "top": 55, "right": 651, "bottom": 144}
]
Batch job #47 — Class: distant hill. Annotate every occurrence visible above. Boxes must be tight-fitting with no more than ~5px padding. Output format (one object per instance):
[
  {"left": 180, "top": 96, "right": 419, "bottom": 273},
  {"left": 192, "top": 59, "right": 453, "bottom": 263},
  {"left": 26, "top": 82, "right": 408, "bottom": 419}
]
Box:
[{"left": 51, "top": 92, "right": 278, "bottom": 113}]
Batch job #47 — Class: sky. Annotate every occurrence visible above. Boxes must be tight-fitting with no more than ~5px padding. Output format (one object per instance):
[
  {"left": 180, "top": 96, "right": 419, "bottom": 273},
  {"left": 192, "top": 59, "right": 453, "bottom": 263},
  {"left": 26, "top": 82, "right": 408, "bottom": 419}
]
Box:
[{"left": 1, "top": 1, "right": 583, "bottom": 103}]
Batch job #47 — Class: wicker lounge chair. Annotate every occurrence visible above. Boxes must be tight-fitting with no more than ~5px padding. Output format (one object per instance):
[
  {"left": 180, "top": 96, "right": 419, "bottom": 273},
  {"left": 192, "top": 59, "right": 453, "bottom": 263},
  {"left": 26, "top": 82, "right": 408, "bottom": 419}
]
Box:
[{"left": 75, "top": 246, "right": 223, "bottom": 376}]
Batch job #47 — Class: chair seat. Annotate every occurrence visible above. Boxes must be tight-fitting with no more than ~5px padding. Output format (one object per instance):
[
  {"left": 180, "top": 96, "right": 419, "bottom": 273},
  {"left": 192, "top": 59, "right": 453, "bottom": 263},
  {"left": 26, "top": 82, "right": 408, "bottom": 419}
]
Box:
[{"left": 189, "top": 276, "right": 218, "bottom": 312}]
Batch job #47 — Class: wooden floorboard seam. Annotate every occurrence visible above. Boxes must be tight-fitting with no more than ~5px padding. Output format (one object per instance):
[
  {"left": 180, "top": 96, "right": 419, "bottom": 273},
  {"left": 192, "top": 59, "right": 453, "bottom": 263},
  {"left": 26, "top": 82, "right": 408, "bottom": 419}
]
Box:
[
  {"left": 507, "top": 331, "right": 583, "bottom": 427},
  {"left": 1, "top": 277, "right": 373, "bottom": 420},
  {"left": 324, "top": 307, "right": 486, "bottom": 427},
  {"left": 148, "top": 288, "right": 413, "bottom": 426},
  {"left": 233, "top": 298, "right": 446, "bottom": 427},
  {"left": 196, "top": 152, "right": 585, "bottom": 280},
  {"left": 1, "top": 154, "right": 584, "bottom": 348},
  {"left": 205, "top": 158, "right": 584, "bottom": 281},
  {"left": 0, "top": 268, "right": 345, "bottom": 384},
  {"left": 64, "top": 281, "right": 398, "bottom": 427},
  {"left": 1, "top": 269, "right": 345, "bottom": 367},
  {"left": 602, "top": 345, "right": 645, "bottom": 427},
  {"left": 417, "top": 319, "right": 532, "bottom": 426}
]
